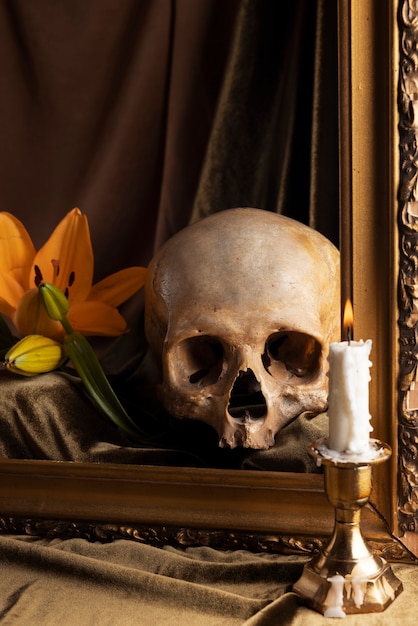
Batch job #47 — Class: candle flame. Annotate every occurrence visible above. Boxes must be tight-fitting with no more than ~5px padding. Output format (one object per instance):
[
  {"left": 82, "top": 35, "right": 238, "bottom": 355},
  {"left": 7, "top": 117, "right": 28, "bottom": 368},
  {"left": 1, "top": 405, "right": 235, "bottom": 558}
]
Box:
[{"left": 343, "top": 299, "right": 354, "bottom": 343}]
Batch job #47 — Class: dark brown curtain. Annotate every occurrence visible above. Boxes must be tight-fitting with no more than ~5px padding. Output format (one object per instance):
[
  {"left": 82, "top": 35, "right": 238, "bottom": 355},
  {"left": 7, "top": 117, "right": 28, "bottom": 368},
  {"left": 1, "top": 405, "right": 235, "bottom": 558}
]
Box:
[{"left": 0, "top": 0, "right": 338, "bottom": 374}]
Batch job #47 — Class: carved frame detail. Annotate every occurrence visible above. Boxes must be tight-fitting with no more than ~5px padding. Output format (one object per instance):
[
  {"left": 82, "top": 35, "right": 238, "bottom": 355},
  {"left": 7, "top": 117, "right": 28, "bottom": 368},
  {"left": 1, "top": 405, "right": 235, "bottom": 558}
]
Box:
[
  {"left": 398, "top": 0, "right": 418, "bottom": 534},
  {"left": 0, "top": 515, "right": 413, "bottom": 563}
]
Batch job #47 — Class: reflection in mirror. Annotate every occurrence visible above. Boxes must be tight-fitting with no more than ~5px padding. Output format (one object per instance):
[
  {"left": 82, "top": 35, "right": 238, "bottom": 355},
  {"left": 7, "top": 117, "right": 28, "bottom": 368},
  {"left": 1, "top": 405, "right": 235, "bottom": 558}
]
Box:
[
  {"left": 144, "top": 208, "right": 339, "bottom": 452},
  {"left": 0, "top": 1, "right": 339, "bottom": 472}
]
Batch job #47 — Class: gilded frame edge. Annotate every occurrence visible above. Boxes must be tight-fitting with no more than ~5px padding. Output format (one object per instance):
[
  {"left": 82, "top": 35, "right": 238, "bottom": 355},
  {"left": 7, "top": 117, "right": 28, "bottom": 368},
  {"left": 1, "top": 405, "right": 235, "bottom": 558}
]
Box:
[
  {"left": 0, "top": 458, "right": 411, "bottom": 561},
  {"left": 0, "top": 0, "right": 413, "bottom": 562}
]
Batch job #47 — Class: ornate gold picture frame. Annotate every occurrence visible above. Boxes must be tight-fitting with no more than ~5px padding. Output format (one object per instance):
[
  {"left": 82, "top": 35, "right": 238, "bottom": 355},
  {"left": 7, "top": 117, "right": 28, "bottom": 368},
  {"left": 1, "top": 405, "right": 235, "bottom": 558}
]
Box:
[{"left": 0, "top": 0, "right": 416, "bottom": 563}]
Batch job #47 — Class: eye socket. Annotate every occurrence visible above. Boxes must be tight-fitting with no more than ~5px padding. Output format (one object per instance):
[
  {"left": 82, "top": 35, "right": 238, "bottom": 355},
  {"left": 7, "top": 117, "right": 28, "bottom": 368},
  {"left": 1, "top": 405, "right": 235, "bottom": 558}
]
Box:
[
  {"left": 175, "top": 335, "right": 224, "bottom": 385},
  {"left": 263, "top": 331, "right": 321, "bottom": 380}
]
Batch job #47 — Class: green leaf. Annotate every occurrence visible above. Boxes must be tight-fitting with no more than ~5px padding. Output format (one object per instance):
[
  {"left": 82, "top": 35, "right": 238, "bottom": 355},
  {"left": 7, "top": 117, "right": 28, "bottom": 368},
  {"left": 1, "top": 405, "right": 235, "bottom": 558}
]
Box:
[{"left": 63, "top": 331, "right": 147, "bottom": 441}]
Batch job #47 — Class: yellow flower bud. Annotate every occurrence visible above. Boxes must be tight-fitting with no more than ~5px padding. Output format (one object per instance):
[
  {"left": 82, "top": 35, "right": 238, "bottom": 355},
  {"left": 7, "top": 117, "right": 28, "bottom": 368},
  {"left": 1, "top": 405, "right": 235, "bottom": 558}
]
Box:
[
  {"left": 38, "top": 282, "right": 70, "bottom": 321},
  {"left": 4, "top": 335, "right": 64, "bottom": 376}
]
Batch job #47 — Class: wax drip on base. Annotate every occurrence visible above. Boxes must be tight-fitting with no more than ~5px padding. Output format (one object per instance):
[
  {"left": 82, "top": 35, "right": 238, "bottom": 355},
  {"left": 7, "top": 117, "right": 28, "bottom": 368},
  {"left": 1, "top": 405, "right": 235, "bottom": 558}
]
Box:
[{"left": 293, "top": 438, "right": 403, "bottom": 617}]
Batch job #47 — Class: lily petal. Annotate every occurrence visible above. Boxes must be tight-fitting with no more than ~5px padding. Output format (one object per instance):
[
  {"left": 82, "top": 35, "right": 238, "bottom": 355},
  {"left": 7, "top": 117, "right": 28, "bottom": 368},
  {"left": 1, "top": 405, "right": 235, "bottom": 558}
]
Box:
[
  {"left": 67, "top": 300, "right": 129, "bottom": 336},
  {"left": 13, "top": 288, "right": 64, "bottom": 340},
  {"left": 0, "top": 212, "right": 36, "bottom": 289},
  {"left": 32, "top": 208, "right": 93, "bottom": 303},
  {"left": 88, "top": 267, "right": 147, "bottom": 307},
  {"left": 0, "top": 272, "right": 26, "bottom": 316}
]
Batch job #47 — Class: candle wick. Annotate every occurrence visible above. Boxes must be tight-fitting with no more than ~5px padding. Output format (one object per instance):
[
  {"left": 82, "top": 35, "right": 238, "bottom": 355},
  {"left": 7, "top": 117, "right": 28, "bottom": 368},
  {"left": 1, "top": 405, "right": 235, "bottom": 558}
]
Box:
[{"left": 347, "top": 326, "right": 352, "bottom": 345}]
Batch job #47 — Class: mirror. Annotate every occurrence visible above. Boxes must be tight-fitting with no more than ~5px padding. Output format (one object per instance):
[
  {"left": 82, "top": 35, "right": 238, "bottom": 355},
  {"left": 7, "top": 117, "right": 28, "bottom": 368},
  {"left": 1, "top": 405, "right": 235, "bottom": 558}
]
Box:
[
  {"left": 0, "top": 0, "right": 415, "bottom": 561},
  {"left": 0, "top": 0, "right": 339, "bottom": 472}
]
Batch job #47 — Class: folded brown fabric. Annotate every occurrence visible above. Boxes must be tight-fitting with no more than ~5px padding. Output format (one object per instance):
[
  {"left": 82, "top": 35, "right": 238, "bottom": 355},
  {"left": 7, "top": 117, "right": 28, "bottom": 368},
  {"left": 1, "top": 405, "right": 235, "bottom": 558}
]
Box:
[
  {"left": 0, "top": 534, "right": 413, "bottom": 625},
  {"left": 0, "top": 534, "right": 304, "bottom": 625}
]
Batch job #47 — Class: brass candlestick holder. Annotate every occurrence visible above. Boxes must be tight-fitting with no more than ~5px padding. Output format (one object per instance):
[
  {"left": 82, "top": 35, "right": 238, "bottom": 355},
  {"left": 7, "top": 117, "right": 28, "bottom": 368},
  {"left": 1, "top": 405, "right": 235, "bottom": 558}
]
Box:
[{"left": 293, "top": 438, "right": 403, "bottom": 617}]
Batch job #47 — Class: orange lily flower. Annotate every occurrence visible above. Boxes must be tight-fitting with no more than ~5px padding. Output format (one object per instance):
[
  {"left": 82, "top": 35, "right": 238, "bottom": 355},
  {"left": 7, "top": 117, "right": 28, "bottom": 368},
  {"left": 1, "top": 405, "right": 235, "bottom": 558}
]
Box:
[{"left": 0, "top": 208, "right": 146, "bottom": 341}]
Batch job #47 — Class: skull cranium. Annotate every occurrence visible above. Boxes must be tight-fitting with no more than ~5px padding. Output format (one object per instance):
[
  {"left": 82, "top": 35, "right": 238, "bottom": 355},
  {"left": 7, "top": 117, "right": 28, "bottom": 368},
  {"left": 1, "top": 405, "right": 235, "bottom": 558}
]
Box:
[{"left": 144, "top": 208, "right": 340, "bottom": 449}]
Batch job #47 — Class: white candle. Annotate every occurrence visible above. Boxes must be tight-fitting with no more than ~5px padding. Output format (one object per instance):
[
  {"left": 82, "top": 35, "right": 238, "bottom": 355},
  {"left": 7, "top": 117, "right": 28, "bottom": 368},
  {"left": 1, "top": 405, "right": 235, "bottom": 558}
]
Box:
[{"left": 327, "top": 338, "right": 373, "bottom": 453}]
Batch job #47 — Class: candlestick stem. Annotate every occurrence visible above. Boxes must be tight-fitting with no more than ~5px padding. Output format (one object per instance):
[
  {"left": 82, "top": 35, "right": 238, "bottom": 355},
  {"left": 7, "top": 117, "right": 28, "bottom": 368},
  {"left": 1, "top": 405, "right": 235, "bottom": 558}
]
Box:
[{"left": 293, "top": 439, "right": 403, "bottom": 616}]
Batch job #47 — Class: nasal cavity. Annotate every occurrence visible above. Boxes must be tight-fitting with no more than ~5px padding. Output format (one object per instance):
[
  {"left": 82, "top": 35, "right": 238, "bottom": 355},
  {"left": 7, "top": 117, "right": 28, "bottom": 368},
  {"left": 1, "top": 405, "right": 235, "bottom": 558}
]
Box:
[{"left": 228, "top": 369, "right": 267, "bottom": 420}]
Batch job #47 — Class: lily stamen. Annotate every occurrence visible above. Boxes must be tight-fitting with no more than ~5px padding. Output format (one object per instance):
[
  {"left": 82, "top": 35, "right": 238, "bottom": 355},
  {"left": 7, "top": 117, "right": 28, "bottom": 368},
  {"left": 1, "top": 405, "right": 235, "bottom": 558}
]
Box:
[
  {"left": 51, "top": 259, "right": 60, "bottom": 282},
  {"left": 34, "top": 265, "right": 43, "bottom": 287},
  {"left": 64, "top": 271, "right": 76, "bottom": 299}
]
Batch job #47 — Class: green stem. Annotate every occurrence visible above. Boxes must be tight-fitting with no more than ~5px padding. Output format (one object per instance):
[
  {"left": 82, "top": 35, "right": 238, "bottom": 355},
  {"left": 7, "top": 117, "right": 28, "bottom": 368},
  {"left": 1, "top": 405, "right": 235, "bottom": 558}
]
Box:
[{"left": 60, "top": 316, "right": 74, "bottom": 335}]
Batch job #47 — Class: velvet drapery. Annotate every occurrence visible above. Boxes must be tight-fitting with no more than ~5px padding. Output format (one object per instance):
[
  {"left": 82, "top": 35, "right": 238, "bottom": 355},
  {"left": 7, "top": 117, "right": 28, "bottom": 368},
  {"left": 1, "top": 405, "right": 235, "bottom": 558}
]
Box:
[{"left": 0, "top": 0, "right": 338, "bottom": 375}]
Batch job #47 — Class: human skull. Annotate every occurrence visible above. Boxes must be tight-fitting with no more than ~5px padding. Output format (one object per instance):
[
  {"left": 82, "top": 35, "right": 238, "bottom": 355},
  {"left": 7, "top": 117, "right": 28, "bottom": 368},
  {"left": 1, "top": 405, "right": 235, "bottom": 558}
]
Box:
[{"left": 144, "top": 208, "right": 340, "bottom": 449}]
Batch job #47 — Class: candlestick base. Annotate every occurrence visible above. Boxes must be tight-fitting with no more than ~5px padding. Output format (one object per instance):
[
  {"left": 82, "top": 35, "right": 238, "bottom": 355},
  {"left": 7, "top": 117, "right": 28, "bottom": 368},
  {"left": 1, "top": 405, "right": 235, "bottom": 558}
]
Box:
[{"left": 293, "top": 439, "right": 403, "bottom": 617}]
